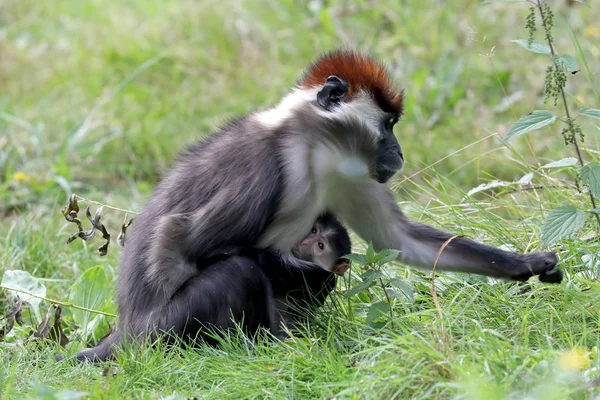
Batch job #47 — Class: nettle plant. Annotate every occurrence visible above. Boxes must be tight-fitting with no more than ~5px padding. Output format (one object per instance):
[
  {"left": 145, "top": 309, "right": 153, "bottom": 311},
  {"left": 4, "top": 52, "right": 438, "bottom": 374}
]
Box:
[
  {"left": 485, "top": 0, "right": 600, "bottom": 247},
  {"left": 343, "top": 244, "right": 413, "bottom": 327}
]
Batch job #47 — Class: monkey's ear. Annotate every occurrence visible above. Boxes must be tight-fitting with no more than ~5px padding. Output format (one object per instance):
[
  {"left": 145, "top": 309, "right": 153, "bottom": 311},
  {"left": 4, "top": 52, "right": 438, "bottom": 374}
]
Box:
[
  {"left": 317, "top": 76, "right": 349, "bottom": 111},
  {"left": 333, "top": 260, "right": 350, "bottom": 275}
]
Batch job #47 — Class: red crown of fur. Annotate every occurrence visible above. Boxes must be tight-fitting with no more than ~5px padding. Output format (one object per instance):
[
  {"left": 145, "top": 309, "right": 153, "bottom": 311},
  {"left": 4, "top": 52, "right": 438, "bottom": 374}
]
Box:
[{"left": 300, "top": 50, "right": 404, "bottom": 114}]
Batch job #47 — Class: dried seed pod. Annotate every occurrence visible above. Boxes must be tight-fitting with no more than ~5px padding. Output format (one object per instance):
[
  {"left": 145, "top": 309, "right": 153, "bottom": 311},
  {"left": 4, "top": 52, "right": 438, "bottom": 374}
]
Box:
[
  {"left": 87, "top": 207, "right": 111, "bottom": 256},
  {"left": 64, "top": 204, "right": 111, "bottom": 256},
  {"left": 117, "top": 218, "right": 134, "bottom": 248},
  {"left": 0, "top": 297, "right": 23, "bottom": 340},
  {"left": 34, "top": 308, "right": 52, "bottom": 340},
  {"left": 49, "top": 306, "right": 69, "bottom": 347}
]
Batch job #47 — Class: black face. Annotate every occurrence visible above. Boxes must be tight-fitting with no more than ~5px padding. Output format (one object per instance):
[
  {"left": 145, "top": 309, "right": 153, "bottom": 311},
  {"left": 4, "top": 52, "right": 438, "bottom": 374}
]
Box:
[{"left": 374, "top": 115, "right": 403, "bottom": 183}]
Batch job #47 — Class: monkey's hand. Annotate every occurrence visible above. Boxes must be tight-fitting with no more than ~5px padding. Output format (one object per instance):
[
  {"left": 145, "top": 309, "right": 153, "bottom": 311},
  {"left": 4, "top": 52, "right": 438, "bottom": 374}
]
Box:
[{"left": 512, "top": 252, "right": 562, "bottom": 283}]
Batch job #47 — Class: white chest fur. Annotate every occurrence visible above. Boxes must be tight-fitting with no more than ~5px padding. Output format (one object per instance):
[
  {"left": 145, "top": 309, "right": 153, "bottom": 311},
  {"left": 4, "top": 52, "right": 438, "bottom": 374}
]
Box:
[{"left": 258, "top": 140, "right": 367, "bottom": 251}]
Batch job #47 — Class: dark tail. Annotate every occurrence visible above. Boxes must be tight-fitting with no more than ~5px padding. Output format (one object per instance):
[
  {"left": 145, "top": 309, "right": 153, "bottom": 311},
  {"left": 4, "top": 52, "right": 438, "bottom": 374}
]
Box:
[{"left": 75, "top": 329, "right": 123, "bottom": 363}]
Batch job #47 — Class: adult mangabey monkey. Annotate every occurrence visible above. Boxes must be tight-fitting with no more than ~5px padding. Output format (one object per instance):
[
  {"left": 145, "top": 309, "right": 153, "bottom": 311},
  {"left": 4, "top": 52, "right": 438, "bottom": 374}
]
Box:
[{"left": 76, "top": 50, "right": 562, "bottom": 362}]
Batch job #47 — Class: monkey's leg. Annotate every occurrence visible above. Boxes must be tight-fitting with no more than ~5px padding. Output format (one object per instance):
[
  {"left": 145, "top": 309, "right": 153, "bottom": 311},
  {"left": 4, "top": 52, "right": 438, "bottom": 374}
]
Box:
[
  {"left": 155, "top": 256, "right": 277, "bottom": 344},
  {"left": 268, "top": 273, "right": 338, "bottom": 341},
  {"left": 269, "top": 296, "right": 293, "bottom": 340},
  {"left": 335, "top": 181, "right": 562, "bottom": 283}
]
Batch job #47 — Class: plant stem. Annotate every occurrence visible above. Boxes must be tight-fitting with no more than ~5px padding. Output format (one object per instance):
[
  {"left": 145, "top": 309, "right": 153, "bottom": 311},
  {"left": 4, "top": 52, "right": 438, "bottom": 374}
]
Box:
[
  {"left": 379, "top": 277, "right": 395, "bottom": 329},
  {"left": 1, "top": 285, "right": 117, "bottom": 317},
  {"left": 535, "top": 0, "right": 600, "bottom": 228},
  {"left": 344, "top": 268, "right": 354, "bottom": 321},
  {"left": 74, "top": 193, "right": 140, "bottom": 215}
]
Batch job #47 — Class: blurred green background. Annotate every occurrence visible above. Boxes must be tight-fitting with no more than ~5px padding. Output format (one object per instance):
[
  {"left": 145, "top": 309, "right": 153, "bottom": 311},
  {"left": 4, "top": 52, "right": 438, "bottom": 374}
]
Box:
[
  {"left": 2, "top": 1, "right": 600, "bottom": 398},
  {"left": 2, "top": 0, "right": 598, "bottom": 209}
]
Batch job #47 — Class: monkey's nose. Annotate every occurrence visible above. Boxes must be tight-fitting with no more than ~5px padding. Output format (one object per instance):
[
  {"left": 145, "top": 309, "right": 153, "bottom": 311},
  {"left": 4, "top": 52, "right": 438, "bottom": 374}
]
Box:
[{"left": 391, "top": 144, "right": 403, "bottom": 161}]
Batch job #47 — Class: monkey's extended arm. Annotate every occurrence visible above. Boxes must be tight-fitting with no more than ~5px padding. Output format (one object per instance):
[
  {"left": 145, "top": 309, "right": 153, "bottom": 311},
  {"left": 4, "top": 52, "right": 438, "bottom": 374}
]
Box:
[{"left": 335, "top": 180, "right": 561, "bottom": 283}]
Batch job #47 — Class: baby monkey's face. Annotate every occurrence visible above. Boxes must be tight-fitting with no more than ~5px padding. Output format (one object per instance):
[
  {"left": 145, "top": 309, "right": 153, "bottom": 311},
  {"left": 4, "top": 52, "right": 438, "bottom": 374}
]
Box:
[{"left": 291, "top": 219, "right": 350, "bottom": 274}]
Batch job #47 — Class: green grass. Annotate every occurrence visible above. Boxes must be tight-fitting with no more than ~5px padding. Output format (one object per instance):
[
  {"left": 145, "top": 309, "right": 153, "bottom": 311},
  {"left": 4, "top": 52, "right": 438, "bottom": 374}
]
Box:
[{"left": 2, "top": 0, "right": 600, "bottom": 398}]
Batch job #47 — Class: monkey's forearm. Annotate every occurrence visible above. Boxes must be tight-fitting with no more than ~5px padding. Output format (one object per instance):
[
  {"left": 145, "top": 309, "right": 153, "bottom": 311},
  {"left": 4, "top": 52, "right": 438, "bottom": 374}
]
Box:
[
  {"left": 394, "top": 219, "right": 561, "bottom": 282},
  {"left": 336, "top": 181, "right": 561, "bottom": 282}
]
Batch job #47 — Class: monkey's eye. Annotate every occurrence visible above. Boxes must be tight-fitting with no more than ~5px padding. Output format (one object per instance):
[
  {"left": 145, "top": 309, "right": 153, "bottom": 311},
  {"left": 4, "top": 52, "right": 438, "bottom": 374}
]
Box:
[
  {"left": 311, "top": 227, "right": 317, "bottom": 234},
  {"left": 318, "top": 242, "right": 324, "bottom": 250},
  {"left": 386, "top": 116, "right": 399, "bottom": 130}
]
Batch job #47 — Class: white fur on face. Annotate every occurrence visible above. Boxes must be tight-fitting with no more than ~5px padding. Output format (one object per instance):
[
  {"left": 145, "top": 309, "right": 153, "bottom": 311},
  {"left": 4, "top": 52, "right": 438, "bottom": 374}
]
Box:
[
  {"left": 254, "top": 87, "right": 385, "bottom": 144},
  {"left": 312, "top": 144, "right": 370, "bottom": 179},
  {"left": 338, "top": 157, "right": 369, "bottom": 177},
  {"left": 253, "top": 88, "right": 320, "bottom": 128},
  {"left": 317, "top": 90, "right": 385, "bottom": 143}
]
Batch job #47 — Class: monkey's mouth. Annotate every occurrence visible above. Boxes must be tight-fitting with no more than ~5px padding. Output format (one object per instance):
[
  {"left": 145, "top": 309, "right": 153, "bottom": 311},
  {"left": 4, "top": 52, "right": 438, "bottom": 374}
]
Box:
[{"left": 375, "top": 166, "right": 399, "bottom": 183}]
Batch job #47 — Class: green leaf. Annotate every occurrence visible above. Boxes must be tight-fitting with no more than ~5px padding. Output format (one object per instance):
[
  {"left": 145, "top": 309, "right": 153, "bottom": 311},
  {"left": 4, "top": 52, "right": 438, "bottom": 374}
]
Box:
[
  {"left": 344, "top": 253, "right": 367, "bottom": 266},
  {"left": 580, "top": 108, "right": 600, "bottom": 120},
  {"left": 68, "top": 266, "right": 113, "bottom": 341},
  {"left": 580, "top": 163, "right": 600, "bottom": 197},
  {"left": 373, "top": 249, "right": 400, "bottom": 266},
  {"left": 366, "top": 301, "right": 389, "bottom": 325},
  {"left": 362, "top": 269, "right": 385, "bottom": 282},
  {"left": 1, "top": 270, "right": 47, "bottom": 323},
  {"left": 482, "top": 0, "right": 527, "bottom": 3},
  {"left": 503, "top": 110, "right": 556, "bottom": 142},
  {"left": 541, "top": 206, "right": 586, "bottom": 248},
  {"left": 357, "top": 291, "right": 370, "bottom": 303},
  {"left": 511, "top": 40, "right": 551, "bottom": 55},
  {"left": 344, "top": 270, "right": 384, "bottom": 298},
  {"left": 553, "top": 54, "right": 579, "bottom": 73},
  {"left": 541, "top": 157, "right": 578, "bottom": 168},
  {"left": 87, "top": 314, "right": 111, "bottom": 343},
  {"left": 517, "top": 172, "right": 534, "bottom": 185},
  {"left": 345, "top": 281, "right": 375, "bottom": 298},
  {"left": 389, "top": 279, "right": 415, "bottom": 300}
]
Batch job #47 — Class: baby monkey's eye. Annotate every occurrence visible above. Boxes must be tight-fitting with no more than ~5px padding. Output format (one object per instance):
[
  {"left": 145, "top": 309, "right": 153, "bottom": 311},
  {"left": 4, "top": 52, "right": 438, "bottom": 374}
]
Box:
[
  {"left": 318, "top": 242, "right": 324, "bottom": 250},
  {"left": 311, "top": 227, "right": 317, "bottom": 234}
]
